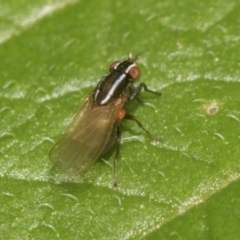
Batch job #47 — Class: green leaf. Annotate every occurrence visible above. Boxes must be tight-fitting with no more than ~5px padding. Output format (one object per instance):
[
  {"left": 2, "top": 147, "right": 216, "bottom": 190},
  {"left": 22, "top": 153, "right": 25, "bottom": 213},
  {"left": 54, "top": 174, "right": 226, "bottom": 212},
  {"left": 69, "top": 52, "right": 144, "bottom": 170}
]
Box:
[{"left": 1, "top": 0, "right": 240, "bottom": 239}]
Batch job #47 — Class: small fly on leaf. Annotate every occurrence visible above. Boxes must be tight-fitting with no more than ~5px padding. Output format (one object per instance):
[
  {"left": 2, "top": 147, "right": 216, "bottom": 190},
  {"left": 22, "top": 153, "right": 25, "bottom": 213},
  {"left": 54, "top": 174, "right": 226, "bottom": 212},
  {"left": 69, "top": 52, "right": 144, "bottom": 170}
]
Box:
[{"left": 49, "top": 53, "right": 161, "bottom": 187}]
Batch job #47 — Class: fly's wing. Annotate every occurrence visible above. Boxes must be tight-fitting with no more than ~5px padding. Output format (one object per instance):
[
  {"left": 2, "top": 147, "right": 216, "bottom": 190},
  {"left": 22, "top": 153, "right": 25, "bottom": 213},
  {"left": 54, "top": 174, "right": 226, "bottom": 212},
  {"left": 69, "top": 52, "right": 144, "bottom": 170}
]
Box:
[{"left": 49, "top": 95, "right": 122, "bottom": 173}]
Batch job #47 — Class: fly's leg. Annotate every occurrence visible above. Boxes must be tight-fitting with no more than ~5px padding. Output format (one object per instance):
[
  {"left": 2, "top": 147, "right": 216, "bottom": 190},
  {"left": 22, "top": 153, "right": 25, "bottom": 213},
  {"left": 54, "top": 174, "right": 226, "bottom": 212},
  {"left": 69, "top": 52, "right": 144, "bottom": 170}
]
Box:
[
  {"left": 124, "top": 113, "right": 161, "bottom": 141},
  {"left": 134, "top": 97, "right": 144, "bottom": 104},
  {"left": 130, "top": 82, "right": 161, "bottom": 100},
  {"left": 113, "top": 125, "right": 121, "bottom": 188},
  {"left": 128, "top": 83, "right": 161, "bottom": 141}
]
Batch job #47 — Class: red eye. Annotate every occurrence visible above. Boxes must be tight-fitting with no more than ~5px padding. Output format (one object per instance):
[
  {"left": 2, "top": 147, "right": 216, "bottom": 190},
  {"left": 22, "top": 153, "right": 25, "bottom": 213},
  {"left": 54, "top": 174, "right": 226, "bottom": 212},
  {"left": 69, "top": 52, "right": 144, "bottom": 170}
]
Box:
[
  {"left": 109, "top": 61, "right": 120, "bottom": 72},
  {"left": 129, "top": 66, "right": 141, "bottom": 80}
]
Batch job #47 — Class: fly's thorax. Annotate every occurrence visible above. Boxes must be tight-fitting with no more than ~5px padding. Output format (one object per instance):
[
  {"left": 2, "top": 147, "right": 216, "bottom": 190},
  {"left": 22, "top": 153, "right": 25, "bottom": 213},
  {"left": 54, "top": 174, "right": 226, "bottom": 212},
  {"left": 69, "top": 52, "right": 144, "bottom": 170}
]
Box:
[
  {"left": 94, "top": 59, "right": 141, "bottom": 106},
  {"left": 94, "top": 71, "right": 132, "bottom": 105},
  {"left": 115, "top": 88, "right": 130, "bottom": 107}
]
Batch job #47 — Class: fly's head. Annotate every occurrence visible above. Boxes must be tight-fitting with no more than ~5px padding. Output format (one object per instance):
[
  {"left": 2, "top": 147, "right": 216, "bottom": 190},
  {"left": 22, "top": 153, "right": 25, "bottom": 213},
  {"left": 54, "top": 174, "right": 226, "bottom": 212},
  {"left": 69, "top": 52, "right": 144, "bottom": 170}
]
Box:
[{"left": 109, "top": 53, "right": 141, "bottom": 82}]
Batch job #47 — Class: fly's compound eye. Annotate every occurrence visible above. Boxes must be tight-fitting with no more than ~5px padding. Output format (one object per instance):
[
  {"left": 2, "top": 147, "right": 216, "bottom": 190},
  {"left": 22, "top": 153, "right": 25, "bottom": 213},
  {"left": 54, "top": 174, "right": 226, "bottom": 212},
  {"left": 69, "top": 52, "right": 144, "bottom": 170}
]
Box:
[
  {"left": 109, "top": 61, "right": 121, "bottom": 72},
  {"left": 129, "top": 66, "right": 141, "bottom": 80}
]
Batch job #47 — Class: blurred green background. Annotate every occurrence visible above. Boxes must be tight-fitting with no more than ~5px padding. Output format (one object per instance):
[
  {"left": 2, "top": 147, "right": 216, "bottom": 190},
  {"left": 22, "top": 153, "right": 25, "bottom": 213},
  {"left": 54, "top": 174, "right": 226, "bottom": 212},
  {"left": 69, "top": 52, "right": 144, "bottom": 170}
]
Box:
[{"left": 0, "top": 0, "right": 240, "bottom": 239}]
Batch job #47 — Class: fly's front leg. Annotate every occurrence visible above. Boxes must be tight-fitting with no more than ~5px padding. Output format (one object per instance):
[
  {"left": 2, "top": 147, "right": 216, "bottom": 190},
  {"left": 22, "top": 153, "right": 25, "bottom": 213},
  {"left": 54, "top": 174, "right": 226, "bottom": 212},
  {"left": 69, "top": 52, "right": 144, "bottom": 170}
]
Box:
[
  {"left": 124, "top": 113, "right": 161, "bottom": 141},
  {"left": 113, "top": 125, "right": 121, "bottom": 188},
  {"left": 130, "top": 82, "right": 161, "bottom": 100},
  {"left": 127, "top": 83, "right": 161, "bottom": 141}
]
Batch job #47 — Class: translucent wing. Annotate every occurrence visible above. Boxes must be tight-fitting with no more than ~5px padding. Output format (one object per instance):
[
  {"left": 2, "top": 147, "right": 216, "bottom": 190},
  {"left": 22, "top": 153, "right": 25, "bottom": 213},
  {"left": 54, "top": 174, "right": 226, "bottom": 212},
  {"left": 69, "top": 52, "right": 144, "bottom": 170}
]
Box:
[{"left": 49, "top": 94, "right": 123, "bottom": 173}]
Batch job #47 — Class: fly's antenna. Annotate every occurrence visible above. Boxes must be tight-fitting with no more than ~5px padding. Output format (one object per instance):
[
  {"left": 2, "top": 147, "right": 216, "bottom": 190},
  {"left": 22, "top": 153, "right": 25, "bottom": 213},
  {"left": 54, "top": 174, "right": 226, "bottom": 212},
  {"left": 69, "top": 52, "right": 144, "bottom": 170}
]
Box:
[
  {"left": 135, "top": 50, "right": 148, "bottom": 60},
  {"left": 133, "top": 54, "right": 141, "bottom": 62},
  {"left": 127, "top": 52, "right": 133, "bottom": 60},
  {"left": 127, "top": 52, "right": 141, "bottom": 63}
]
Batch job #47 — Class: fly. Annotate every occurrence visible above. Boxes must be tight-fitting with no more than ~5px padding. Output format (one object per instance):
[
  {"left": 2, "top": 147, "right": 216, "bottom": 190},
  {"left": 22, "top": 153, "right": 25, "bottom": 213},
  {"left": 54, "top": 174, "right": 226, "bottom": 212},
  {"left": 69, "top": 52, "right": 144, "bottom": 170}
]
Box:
[{"left": 49, "top": 53, "right": 161, "bottom": 187}]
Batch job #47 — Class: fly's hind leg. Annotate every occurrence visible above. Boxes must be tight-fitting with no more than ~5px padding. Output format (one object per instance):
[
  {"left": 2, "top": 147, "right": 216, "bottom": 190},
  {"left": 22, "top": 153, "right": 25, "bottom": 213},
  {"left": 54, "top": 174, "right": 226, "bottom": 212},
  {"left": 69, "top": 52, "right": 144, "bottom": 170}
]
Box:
[{"left": 113, "top": 125, "right": 121, "bottom": 188}]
